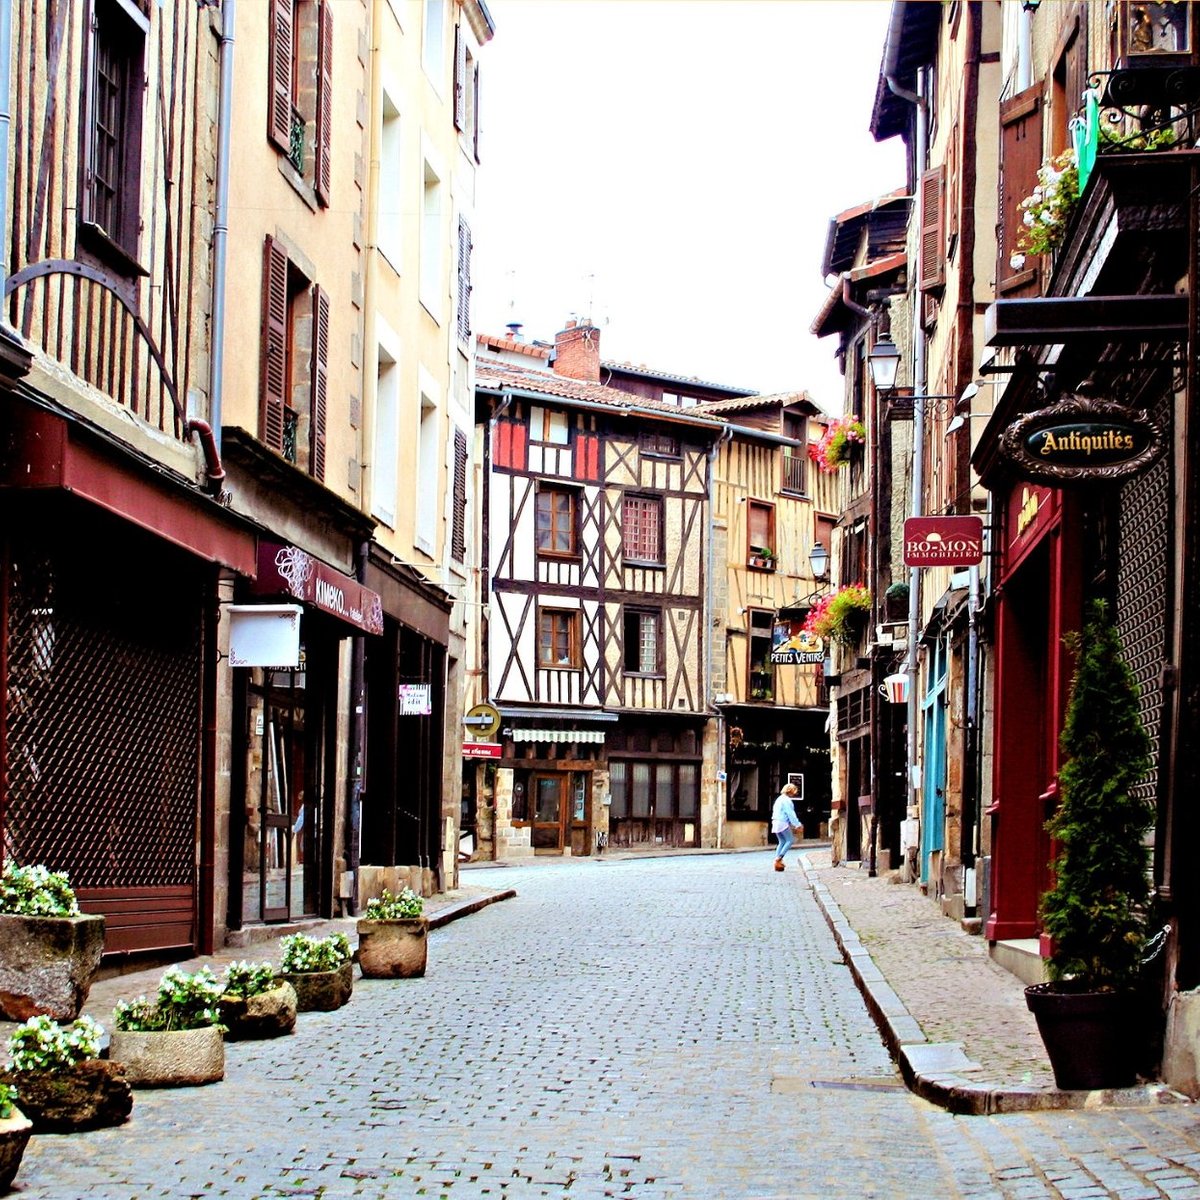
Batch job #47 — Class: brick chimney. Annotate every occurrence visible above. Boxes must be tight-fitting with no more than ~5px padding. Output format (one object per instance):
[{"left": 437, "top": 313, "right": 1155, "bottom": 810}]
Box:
[{"left": 553, "top": 319, "right": 601, "bottom": 382}]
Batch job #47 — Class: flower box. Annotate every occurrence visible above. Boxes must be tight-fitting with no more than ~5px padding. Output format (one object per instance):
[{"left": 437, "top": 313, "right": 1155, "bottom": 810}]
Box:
[
  {"left": 282, "top": 961, "right": 354, "bottom": 1012},
  {"left": 219, "top": 981, "right": 297, "bottom": 1041},
  {"left": 357, "top": 917, "right": 428, "bottom": 979},
  {"left": 108, "top": 1026, "right": 224, "bottom": 1088},
  {"left": 0, "top": 1060, "right": 132, "bottom": 1132}
]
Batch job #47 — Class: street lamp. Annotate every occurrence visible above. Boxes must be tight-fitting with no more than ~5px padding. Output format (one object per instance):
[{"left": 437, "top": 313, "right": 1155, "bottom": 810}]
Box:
[
  {"left": 809, "top": 540, "right": 829, "bottom": 582},
  {"left": 867, "top": 337, "right": 901, "bottom": 394}
]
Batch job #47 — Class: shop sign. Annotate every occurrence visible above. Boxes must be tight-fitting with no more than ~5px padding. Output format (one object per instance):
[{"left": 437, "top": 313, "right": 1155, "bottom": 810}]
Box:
[
  {"left": 255, "top": 542, "right": 384, "bottom": 635},
  {"left": 462, "top": 741, "right": 502, "bottom": 759},
  {"left": 770, "top": 620, "right": 823, "bottom": 665},
  {"left": 903, "top": 515, "right": 984, "bottom": 567},
  {"left": 463, "top": 703, "right": 502, "bottom": 739},
  {"left": 999, "top": 394, "right": 1164, "bottom": 486},
  {"left": 398, "top": 684, "right": 432, "bottom": 715}
]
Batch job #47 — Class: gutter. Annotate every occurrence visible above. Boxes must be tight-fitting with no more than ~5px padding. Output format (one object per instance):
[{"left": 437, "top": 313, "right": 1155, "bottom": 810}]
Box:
[
  {"left": 883, "top": 1, "right": 920, "bottom": 106},
  {"left": 208, "top": 0, "right": 234, "bottom": 459},
  {"left": 0, "top": 0, "right": 12, "bottom": 304}
]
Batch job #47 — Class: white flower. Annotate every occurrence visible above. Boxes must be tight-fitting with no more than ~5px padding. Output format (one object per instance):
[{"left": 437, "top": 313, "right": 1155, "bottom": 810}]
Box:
[
  {"left": 1023, "top": 211, "right": 1035, "bottom": 227},
  {"left": 1009, "top": 253, "right": 1026, "bottom": 270}
]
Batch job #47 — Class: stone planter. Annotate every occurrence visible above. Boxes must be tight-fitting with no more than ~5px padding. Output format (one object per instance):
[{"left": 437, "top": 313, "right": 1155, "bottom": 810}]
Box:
[
  {"left": 282, "top": 960, "right": 353, "bottom": 1012},
  {"left": 0, "top": 1109, "right": 31, "bottom": 1193},
  {"left": 0, "top": 1060, "right": 132, "bottom": 1132},
  {"left": 108, "top": 1025, "right": 225, "bottom": 1088},
  {"left": 357, "top": 916, "right": 428, "bottom": 979},
  {"left": 219, "top": 981, "right": 297, "bottom": 1041},
  {"left": 0, "top": 912, "right": 105, "bottom": 1021}
]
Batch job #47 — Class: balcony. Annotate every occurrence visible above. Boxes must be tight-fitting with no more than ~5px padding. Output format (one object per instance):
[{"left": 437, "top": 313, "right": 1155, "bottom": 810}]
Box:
[{"left": 782, "top": 451, "right": 807, "bottom": 496}]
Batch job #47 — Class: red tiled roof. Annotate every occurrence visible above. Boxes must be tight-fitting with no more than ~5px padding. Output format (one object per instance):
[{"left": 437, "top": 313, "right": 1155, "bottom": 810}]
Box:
[
  {"left": 694, "top": 391, "right": 817, "bottom": 415},
  {"left": 476, "top": 332, "right": 552, "bottom": 360}
]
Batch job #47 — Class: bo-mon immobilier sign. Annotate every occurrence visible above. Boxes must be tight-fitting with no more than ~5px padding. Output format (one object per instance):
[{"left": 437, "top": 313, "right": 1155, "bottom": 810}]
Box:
[{"left": 903, "top": 515, "right": 984, "bottom": 567}]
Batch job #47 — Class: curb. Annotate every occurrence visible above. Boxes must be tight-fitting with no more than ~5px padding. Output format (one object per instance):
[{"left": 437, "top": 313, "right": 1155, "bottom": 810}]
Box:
[
  {"left": 428, "top": 888, "right": 517, "bottom": 929},
  {"left": 799, "top": 855, "right": 1185, "bottom": 1115}
]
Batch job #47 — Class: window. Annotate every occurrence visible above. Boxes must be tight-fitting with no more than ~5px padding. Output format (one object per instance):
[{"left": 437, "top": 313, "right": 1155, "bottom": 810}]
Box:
[
  {"left": 420, "top": 160, "right": 443, "bottom": 317},
  {"left": 622, "top": 494, "right": 663, "bottom": 564},
  {"left": 416, "top": 390, "right": 439, "bottom": 553},
  {"left": 748, "top": 609, "right": 775, "bottom": 701},
  {"left": 80, "top": 0, "right": 148, "bottom": 271},
  {"left": 641, "top": 431, "right": 679, "bottom": 458},
  {"left": 378, "top": 93, "right": 402, "bottom": 269},
  {"left": 456, "top": 216, "right": 472, "bottom": 344},
  {"left": 536, "top": 485, "right": 576, "bottom": 555},
  {"left": 748, "top": 500, "right": 775, "bottom": 562},
  {"left": 997, "top": 84, "right": 1043, "bottom": 297},
  {"left": 608, "top": 761, "right": 698, "bottom": 820},
  {"left": 782, "top": 413, "right": 808, "bottom": 495},
  {"left": 260, "top": 236, "right": 329, "bottom": 481},
  {"left": 423, "top": 0, "right": 445, "bottom": 87},
  {"left": 919, "top": 164, "right": 946, "bottom": 292},
  {"left": 267, "top": 0, "right": 333, "bottom": 204},
  {"left": 453, "top": 23, "right": 481, "bottom": 162},
  {"left": 451, "top": 427, "right": 467, "bottom": 562},
  {"left": 538, "top": 608, "right": 579, "bottom": 668},
  {"left": 623, "top": 609, "right": 661, "bottom": 675},
  {"left": 530, "top": 406, "right": 569, "bottom": 445},
  {"left": 372, "top": 338, "right": 399, "bottom": 526}
]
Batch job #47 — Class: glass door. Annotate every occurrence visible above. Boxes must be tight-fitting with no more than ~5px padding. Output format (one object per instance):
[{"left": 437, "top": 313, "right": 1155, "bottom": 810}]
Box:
[{"left": 531, "top": 774, "right": 567, "bottom": 851}]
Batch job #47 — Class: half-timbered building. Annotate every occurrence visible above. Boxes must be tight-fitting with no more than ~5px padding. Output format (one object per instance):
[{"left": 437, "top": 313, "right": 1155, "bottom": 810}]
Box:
[{"left": 471, "top": 321, "right": 727, "bottom": 855}]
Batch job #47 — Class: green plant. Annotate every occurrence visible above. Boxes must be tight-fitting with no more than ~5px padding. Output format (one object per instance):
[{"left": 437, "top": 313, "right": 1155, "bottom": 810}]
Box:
[
  {"left": 221, "top": 961, "right": 277, "bottom": 1000},
  {"left": 0, "top": 1083, "right": 16, "bottom": 1119},
  {"left": 0, "top": 864, "right": 80, "bottom": 917},
  {"left": 113, "top": 966, "right": 224, "bottom": 1032},
  {"left": 363, "top": 888, "right": 424, "bottom": 920},
  {"left": 1040, "top": 599, "right": 1154, "bottom": 991},
  {"left": 804, "top": 584, "right": 872, "bottom": 646},
  {"left": 280, "top": 932, "right": 352, "bottom": 975},
  {"left": 1098, "top": 120, "right": 1176, "bottom": 153},
  {"left": 7, "top": 1015, "right": 103, "bottom": 1073},
  {"left": 1012, "top": 148, "right": 1080, "bottom": 264}
]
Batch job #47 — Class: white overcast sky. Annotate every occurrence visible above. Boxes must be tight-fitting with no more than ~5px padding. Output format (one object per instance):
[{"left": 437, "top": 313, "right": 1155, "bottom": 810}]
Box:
[{"left": 471, "top": 0, "right": 906, "bottom": 409}]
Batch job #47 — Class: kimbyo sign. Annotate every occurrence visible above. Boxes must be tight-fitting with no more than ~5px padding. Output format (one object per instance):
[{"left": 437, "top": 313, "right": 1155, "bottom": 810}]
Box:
[
  {"left": 903, "top": 515, "right": 984, "bottom": 568},
  {"left": 1000, "top": 393, "right": 1164, "bottom": 486}
]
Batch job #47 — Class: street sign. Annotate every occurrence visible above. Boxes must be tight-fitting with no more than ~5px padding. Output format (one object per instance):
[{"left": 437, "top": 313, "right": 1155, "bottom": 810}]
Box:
[
  {"left": 462, "top": 741, "right": 502, "bottom": 759},
  {"left": 463, "top": 703, "right": 501, "bottom": 739}
]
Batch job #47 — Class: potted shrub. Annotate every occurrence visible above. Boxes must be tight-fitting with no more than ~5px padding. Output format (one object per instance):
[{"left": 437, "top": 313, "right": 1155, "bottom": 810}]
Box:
[
  {"left": 218, "top": 960, "right": 296, "bottom": 1041},
  {"left": 109, "top": 966, "right": 225, "bottom": 1087},
  {"left": 279, "top": 932, "right": 354, "bottom": 1011},
  {"left": 0, "top": 1014, "right": 131, "bottom": 1132},
  {"left": 357, "top": 888, "right": 428, "bottom": 980},
  {"left": 0, "top": 864, "right": 105, "bottom": 1021},
  {"left": 1024, "top": 600, "right": 1155, "bottom": 1090},
  {"left": 0, "top": 1085, "right": 32, "bottom": 1193}
]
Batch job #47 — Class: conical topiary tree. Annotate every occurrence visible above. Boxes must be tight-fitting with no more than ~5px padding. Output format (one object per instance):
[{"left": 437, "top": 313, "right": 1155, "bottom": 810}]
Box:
[{"left": 1040, "top": 599, "right": 1154, "bottom": 991}]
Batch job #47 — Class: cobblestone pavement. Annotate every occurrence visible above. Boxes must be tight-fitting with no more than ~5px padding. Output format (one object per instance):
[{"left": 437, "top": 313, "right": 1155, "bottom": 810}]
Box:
[{"left": 13, "top": 853, "right": 1200, "bottom": 1199}]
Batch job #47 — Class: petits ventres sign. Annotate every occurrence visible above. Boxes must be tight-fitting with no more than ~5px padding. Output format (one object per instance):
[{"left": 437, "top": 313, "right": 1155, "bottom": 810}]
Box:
[{"left": 904, "top": 516, "right": 985, "bottom": 568}]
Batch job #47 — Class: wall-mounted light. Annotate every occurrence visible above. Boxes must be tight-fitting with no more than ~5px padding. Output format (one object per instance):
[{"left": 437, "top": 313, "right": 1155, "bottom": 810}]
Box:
[
  {"left": 867, "top": 337, "right": 901, "bottom": 393},
  {"left": 809, "top": 541, "right": 829, "bottom": 581}
]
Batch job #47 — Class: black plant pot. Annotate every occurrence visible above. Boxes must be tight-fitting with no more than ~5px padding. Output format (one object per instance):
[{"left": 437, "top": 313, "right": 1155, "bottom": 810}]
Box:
[{"left": 1025, "top": 982, "right": 1139, "bottom": 1090}]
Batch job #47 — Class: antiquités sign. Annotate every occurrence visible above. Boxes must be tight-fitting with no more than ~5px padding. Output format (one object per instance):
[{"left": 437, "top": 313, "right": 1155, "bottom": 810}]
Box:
[
  {"left": 903, "top": 515, "right": 985, "bottom": 567},
  {"left": 999, "top": 393, "right": 1164, "bottom": 486}
]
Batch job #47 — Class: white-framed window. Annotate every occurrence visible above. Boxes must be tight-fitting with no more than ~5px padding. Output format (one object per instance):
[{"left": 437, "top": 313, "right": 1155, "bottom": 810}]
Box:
[
  {"left": 529, "top": 405, "right": 569, "bottom": 446},
  {"left": 416, "top": 381, "right": 440, "bottom": 553},
  {"left": 423, "top": 0, "right": 445, "bottom": 90},
  {"left": 420, "top": 158, "right": 443, "bottom": 319},
  {"left": 377, "top": 90, "right": 402, "bottom": 271},
  {"left": 371, "top": 330, "right": 400, "bottom": 527}
]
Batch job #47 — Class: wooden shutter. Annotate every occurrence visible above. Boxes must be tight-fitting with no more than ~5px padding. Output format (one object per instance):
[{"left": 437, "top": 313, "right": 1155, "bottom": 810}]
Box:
[
  {"left": 472, "top": 62, "right": 481, "bottom": 163},
  {"left": 456, "top": 216, "right": 472, "bottom": 343},
  {"left": 453, "top": 23, "right": 466, "bottom": 132},
  {"left": 451, "top": 427, "right": 467, "bottom": 561},
  {"left": 260, "top": 237, "right": 289, "bottom": 453},
  {"left": 946, "top": 122, "right": 960, "bottom": 245},
  {"left": 997, "top": 83, "right": 1043, "bottom": 297},
  {"left": 267, "top": 0, "right": 293, "bottom": 153},
  {"left": 919, "top": 165, "right": 946, "bottom": 292},
  {"left": 315, "top": 1, "right": 333, "bottom": 206},
  {"left": 310, "top": 285, "right": 329, "bottom": 481}
]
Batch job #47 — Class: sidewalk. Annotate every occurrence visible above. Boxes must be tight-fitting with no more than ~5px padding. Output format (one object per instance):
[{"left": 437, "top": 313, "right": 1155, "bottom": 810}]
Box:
[{"left": 800, "top": 848, "right": 1187, "bottom": 1115}]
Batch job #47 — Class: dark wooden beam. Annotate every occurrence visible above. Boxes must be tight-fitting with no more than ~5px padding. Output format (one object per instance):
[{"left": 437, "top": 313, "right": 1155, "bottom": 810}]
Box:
[{"left": 985, "top": 294, "right": 1188, "bottom": 346}]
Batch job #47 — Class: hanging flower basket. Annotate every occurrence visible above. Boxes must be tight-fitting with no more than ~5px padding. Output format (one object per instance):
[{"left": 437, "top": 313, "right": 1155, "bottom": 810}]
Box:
[
  {"left": 1009, "top": 148, "right": 1080, "bottom": 271},
  {"left": 803, "top": 584, "right": 871, "bottom": 646},
  {"left": 809, "top": 418, "right": 866, "bottom": 474}
]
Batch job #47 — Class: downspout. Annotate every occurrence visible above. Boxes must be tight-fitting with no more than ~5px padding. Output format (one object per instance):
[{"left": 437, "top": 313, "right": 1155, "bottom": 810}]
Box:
[
  {"left": 707, "top": 425, "right": 733, "bottom": 850},
  {"left": 186, "top": 418, "right": 227, "bottom": 494},
  {"left": 361, "top": 0, "right": 383, "bottom": 523},
  {"left": 1017, "top": 1, "right": 1033, "bottom": 92},
  {"left": 346, "top": 539, "right": 369, "bottom": 915},
  {"left": 208, "top": 0, "right": 234, "bottom": 457},
  {"left": 0, "top": 0, "right": 13, "bottom": 305}
]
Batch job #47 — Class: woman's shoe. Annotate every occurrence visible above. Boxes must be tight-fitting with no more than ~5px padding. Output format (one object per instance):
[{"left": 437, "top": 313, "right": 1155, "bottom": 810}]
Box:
[{"left": 774, "top": 858, "right": 785, "bottom": 871}]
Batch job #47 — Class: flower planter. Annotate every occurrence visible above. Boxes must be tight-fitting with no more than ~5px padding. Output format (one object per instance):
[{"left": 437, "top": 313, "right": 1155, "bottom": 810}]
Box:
[
  {"left": 357, "top": 916, "right": 428, "bottom": 979},
  {"left": 0, "top": 1060, "right": 132, "bottom": 1132},
  {"left": 219, "top": 981, "right": 297, "bottom": 1041},
  {"left": 1025, "top": 983, "right": 1138, "bottom": 1090},
  {"left": 108, "top": 1026, "right": 225, "bottom": 1088},
  {"left": 0, "top": 913, "right": 105, "bottom": 1021},
  {"left": 0, "top": 1109, "right": 31, "bottom": 1193},
  {"left": 282, "top": 960, "right": 354, "bottom": 1012}
]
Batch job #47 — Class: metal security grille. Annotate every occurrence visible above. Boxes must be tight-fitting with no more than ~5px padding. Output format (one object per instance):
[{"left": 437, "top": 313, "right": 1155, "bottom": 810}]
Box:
[
  {"left": 1117, "top": 389, "right": 1173, "bottom": 810},
  {"left": 4, "top": 536, "right": 201, "bottom": 892}
]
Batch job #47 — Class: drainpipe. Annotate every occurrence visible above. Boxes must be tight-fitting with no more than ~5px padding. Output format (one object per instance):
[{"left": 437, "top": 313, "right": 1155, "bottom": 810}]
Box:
[
  {"left": 0, "top": 0, "right": 13, "bottom": 306},
  {"left": 707, "top": 426, "right": 733, "bottom": 850},
  {"left": 361, "top": 0, "right": 383, "bottom": 520},
  {"left": 346, "top": 539, "right": 369, "bottom": 915},
  {"left": 186, "top": 418, "right": 227, "bottom": 495},
  {"left": 208, "top": 0, "right": 234, "bottom": 455},
  {"left": 1017, "top": 1, "right": 1033, "bottom": 92}
]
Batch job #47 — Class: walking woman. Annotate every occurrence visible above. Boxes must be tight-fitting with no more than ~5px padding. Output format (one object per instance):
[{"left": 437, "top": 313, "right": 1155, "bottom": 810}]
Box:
[{"left": 771, "top": 782, "right": 803, "bottom": 871}]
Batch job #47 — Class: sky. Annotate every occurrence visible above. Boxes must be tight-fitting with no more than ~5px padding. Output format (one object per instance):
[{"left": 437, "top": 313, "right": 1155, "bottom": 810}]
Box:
[{"left": 471, "top": 0, "right": 906, "bottom": 411}]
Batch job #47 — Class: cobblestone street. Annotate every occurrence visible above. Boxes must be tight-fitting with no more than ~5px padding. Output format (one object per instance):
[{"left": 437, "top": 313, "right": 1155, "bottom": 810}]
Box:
[{"left": 14, "top": 854, "right": 1200, "bottom": 1199}]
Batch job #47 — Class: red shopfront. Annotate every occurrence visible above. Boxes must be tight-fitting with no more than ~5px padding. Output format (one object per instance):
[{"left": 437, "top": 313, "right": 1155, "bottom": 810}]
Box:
[{"left": 986, "top": 482, "right": 1081, "bottom": 943}]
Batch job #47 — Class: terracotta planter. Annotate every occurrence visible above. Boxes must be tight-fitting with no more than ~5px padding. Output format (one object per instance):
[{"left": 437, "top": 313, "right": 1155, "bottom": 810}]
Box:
[
  {"left": 108, "top": 1025, "right": 225, "bottom": 1088},
  {"left": 0, "top": 1110, "right": 32, "bottom": 1192},
  {"left": 357, "top": 916, "right": 428, "bottom": 979},
  {"left": 282, "top": 960, "right": 354, "bottom": 1012},
  {"left": 0, "top": 912, "right": 105, "bottom": 1021},
  {"left": 1025, "top": 982, "right": 1139, "bottom": 1090},
  {"left": 0, "top": 1060, "right": 132, "bottom": 1132},
  {"left": 219, "top": 981, "right": 297, "bottom": 1040}
]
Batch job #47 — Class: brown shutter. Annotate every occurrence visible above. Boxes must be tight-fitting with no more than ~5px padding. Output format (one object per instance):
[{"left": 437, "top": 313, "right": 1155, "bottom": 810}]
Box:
[
  {"left": 80, "top": 0, "right": 99, "bottom": 226},
  {"left": 472, "top": 62, "right": 481, "bottom": 163},
  {"left": 919, "top": 165, "right": 946, "bottom": 292},
  {"left": 315, "top": 1, "right": 334, "bottom": 206},
  {"left": 267, "top": 0, "right": 293, "bottom": 153},
  {"left": 453, "top": 23, "right": 466, "bottom": 132},
  {"left": 310, "top": 285, "right": 329, "bottom": 481},
  {"left": 946, "top": 122, "right": 960, "bottom": 245},
  {"left": 261, "top": 236, "right": 289, "bottom": 453},
  {"left": 451, "top": 427, "right": 467, "bottom": 561},
  {"left": 456, "top": 216, "right": 472, "bottom": 343},
  {"left": 997, "top": 83, "right": 1044, "bottom": 297}
]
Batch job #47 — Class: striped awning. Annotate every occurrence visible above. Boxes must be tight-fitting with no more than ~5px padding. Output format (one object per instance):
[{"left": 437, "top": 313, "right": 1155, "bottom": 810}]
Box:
[{"left": 510, "top": 728, "right": 606, "bottom": 744}]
